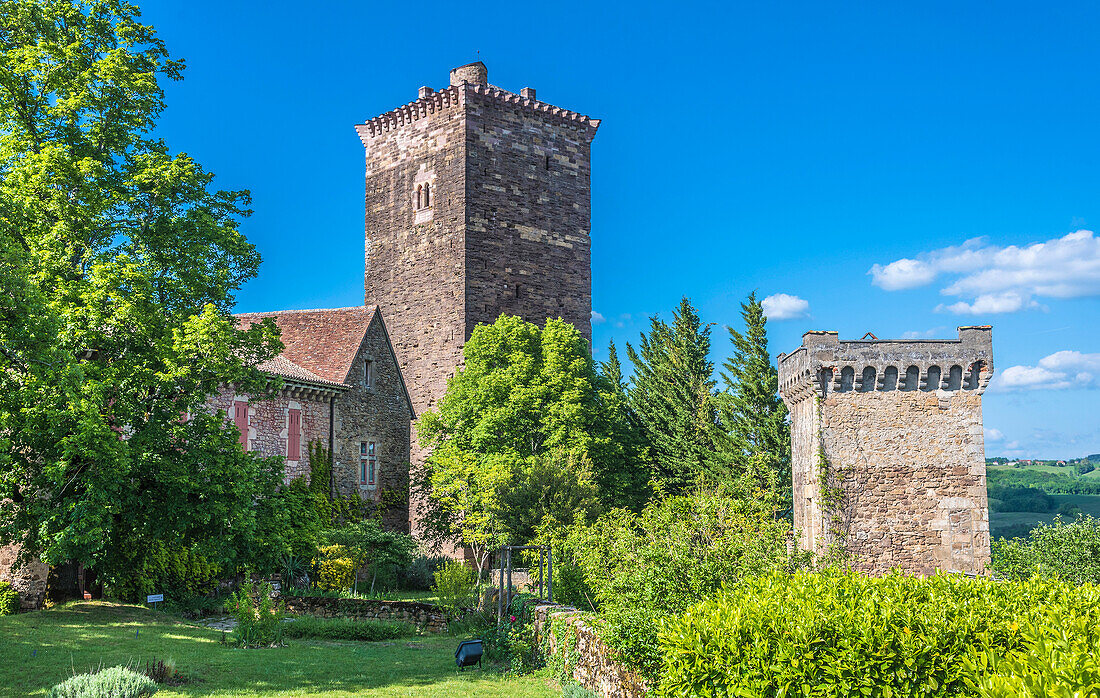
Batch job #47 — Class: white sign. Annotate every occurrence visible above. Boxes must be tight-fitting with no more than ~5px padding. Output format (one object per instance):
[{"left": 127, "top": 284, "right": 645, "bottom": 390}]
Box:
[{"left": 146, "top": 594, "right": 164, "bottom": 603}]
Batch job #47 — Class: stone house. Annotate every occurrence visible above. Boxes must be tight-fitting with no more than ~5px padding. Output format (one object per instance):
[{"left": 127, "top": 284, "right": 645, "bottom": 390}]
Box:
[{"left": 221, "top": 306, "right": 415, "bottom": 532}]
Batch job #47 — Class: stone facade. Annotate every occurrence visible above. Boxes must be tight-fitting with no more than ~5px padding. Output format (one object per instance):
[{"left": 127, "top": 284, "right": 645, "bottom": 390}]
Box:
[
  {"left": 356, "top": 62, "right": 599, "bottom": 536},
  {"left": 778, "top": 326, "right": 994, "bottom": 575},
  {"left": 225, "top": 307, "right": 414, "bottom": 532},
  {"left": 0, "top": 543, "right": 48, "bottom": 610}
]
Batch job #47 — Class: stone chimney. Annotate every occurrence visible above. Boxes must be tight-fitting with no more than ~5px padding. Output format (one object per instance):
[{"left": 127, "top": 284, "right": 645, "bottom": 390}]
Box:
[{"left": 450, "top": 61, "right": 488, "bottom": 86}]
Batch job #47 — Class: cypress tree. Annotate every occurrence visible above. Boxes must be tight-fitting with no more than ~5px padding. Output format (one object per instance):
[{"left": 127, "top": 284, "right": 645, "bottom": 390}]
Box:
[
  {"left": 626, "top": 298, "right": 718, "bottom": 495},
  {"left": 717, "top": 291, "right": 792, "bottom": 511}
]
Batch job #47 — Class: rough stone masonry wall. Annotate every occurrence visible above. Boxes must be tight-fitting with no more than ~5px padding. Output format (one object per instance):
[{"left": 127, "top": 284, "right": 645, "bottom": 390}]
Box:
[
  {"left": 332, "top": 314, "right": 412, "bottom": 532},
  {"left": 0, "top": 543, "right": 48, "bottom": 610},
  {"left": 283, "top": 595, "right": 448, "bottom": 632},
  {"left": 206, "top": 386, "right": 330, "bottom": 483},
  {"left": 463, "top": 87, "right": 594, "bottom": 343},
  {"left": 532, "top": 602, "right": 647, "bottom": 698},
  {"left": 823, "top": 390, "right": 989, "bottom": 575}
]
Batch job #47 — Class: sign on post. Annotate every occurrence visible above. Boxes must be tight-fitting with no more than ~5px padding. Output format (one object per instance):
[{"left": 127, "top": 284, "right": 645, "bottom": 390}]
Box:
[{"left": 146, "top": 593, "right": 163, "bottom": 608}]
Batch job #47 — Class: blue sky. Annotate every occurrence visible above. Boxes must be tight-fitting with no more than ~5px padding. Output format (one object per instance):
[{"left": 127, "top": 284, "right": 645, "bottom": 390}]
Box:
[{"left": 144, "top": 1, "right": 1100, "bottom": 459}]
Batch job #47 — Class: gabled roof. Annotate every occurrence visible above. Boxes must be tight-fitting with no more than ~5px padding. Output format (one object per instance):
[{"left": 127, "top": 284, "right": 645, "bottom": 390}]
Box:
[
  {"left": 235, "top": 306, "right": 379, "bottom": 384},
  {"left": 254, "top": 355, "right": 347, "bottom": 389}
]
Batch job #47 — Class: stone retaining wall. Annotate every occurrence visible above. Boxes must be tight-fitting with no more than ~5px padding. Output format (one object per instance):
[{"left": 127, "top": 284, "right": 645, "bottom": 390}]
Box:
[
  {"left": 0, "top": 544, "right": 48, "bottom": 611},
  {"left": 532, "top": 602, "right": 647, "bottom": 698},
  {"left": 283, "top": 595, "right": 449, "bottom": 632}
]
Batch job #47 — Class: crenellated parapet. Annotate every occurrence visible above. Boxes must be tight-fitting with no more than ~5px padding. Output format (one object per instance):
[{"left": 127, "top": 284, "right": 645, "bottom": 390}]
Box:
[
  {"left": 355, "top": 78, "right": 600, "bottom": 146},
  {"left": 778, "top": 326, "right": 994, "bottom": 407}
]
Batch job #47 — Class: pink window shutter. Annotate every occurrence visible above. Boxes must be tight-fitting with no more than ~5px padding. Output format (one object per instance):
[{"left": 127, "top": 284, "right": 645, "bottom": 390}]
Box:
[
  {"left": 233, "top": 400, "right": 248, "bottom": 449},
  {"left": 288, "top": 409, "right": 301, "bottom": 460}
]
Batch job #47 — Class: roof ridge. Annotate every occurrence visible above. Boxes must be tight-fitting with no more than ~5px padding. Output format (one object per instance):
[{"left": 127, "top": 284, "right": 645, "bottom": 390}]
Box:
[
  {"left": 236, "top": 305, "right": 377, "bottom": 317},
  {"left": 355, "top": 83, "right": 600, "bottom": 143}
]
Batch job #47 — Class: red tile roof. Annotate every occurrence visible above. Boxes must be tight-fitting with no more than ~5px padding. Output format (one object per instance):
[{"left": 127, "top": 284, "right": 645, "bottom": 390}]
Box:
[{"left": 235, "top": 306, "right": 378, "bottom": 385}]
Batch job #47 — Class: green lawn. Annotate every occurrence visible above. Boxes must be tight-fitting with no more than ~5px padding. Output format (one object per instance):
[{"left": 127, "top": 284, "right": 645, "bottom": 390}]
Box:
[{"left": 0, "top": 602, "right": 554, "bottom": 697}]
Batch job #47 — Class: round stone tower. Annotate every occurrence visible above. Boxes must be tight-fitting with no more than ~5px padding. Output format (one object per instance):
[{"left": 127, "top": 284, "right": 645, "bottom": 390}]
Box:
[{"left": 449, "top": 61, "right": 488, "bottom": 86}]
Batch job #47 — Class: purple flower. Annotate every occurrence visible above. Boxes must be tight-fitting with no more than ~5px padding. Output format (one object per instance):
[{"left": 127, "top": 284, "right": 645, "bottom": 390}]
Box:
[{"left": 509, "top": 615, "right": 516, "bottom": 623}]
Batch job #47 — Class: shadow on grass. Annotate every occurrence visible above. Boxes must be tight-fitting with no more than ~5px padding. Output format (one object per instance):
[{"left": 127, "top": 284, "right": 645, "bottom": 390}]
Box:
[{"left": 0, "top": 602, "right": 547, "bottom": 697}]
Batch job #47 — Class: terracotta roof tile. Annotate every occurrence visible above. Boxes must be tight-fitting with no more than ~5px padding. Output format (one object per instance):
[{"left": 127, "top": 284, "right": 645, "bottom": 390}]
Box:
[
  {"left": 235, "top": 306, "right": 378, "bottom": 385},
  {"left": 255, "top": 355, "right": 347, "bottom": 388}
]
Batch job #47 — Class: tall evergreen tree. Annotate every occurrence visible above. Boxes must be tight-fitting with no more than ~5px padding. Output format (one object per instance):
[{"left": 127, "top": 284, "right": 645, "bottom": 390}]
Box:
[
  {"left": 626, "top": 298, "right": 718, "bottom": 495},
  {"left": 716, "top": 292, "right": 792, "bottom": 511}
]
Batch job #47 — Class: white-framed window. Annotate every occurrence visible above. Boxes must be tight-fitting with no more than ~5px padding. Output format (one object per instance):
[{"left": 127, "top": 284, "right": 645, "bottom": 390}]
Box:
[
  {"left": 364, "top": 359, "right": 374, "bottom": 388},
  {"left": 360, "top": 441, "right": 377, "bottom": 486}
]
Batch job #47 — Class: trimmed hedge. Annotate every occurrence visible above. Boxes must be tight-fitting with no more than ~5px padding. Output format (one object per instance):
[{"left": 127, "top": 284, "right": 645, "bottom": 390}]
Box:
[
  {"left": 282, "top": 615, "right": 414, "bottom": 641},
  {"left": 658, "top": 570, "right": 1100, "bottom": 697},
  {"left": 0, "top": 581, "right": 18, "bottom": 615},
  {"left": 47, "top": 666, "right": 157, "bottom": 698}
]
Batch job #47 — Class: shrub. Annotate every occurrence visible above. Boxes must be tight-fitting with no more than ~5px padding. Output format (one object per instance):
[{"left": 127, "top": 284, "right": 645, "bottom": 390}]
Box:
[
  {"left": 102, "top": 541, "right": 220, "bottom": 605},
  {"left": 560, "top": 483, "right": 800, "bottom": 677},
  {"left": 321, "top": 520, "right": 417, "bottom": 592},
  {"left": 0, "top": 581, "right": 18, "bottom": 615},
  {"left": 282, "top": 615, "right": 413, "bottom": 641},
  {"left": 316, "top": 545, "right": 358, "bottom": 591},
  {"left": 658, "top": 570, "right": 1100, "bottom": 698},
  {"left": 560, "top": 681, "right": 597, "bottom": 698},
  {"left": 47, "top": 666, "right": 157, "bottom": 698},
  {"left": 988, "top": 486, "right": 1055, "bottom": 513},
  {"left": 141, "top": 658, "right": 183, "bottom": 685},
  {"left": 991, "top": 515, "right": 1100, "bottom": 584},
  {"left": 399, "top": 554, "right": 449, "bottom": 591},
  {"left": 227, "top": 582, "right": 284, "bottom": 647},
  {"left": 432, "top": 560, "right": 476, "bottom": 618}
]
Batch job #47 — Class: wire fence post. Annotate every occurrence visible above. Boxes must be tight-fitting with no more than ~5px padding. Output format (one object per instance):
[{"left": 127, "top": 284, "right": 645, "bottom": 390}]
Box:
[
  {"left": 547, "top": 546, "right": 553, "bottom": 604},
  {"left": 497, "top": 548, "right": 504, "bottom": 623}
]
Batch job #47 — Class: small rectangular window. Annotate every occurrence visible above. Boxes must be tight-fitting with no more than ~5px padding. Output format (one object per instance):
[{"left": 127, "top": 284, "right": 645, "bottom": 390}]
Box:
[
  {"left": 364, "top": 359, "right": 374, "bottom": 387},
  {"left": 360, "top": 441, "right": 377, "bottom": 485}
]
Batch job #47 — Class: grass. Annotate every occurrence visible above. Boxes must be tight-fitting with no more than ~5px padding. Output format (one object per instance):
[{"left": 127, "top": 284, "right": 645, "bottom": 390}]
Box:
[
  {"left": 0, "top": 601, "right": 552, "bottom": 697},
  {"left": 282, "top": 616, "right": 415, "bottom": 642},
  {"left": 990, "top": 494, "right": 1100, "bottom": 538}
]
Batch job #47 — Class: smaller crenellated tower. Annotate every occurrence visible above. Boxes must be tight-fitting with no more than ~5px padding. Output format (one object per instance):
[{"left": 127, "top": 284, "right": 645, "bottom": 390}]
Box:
[{"left": 778, "top": 326, "right": 994, "bottom": 575}]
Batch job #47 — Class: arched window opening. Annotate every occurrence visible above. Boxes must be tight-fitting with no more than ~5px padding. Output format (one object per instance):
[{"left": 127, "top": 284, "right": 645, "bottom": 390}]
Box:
[
  {"left": 424, "top": 182, "right": 431, "bottom": 208},
  {"left": 416, "top": 185, "right": 422, "bottom": 210},
  {"left": 903, "top": 366, "right": 920, "bottom": 391},
  {"left": 965, "top": 361, "right": 984, "bottom": 390},
  {"left": 923, "top": 366, "right": 942, "bottom": 392},
  {"left": 947, "top": 365, "right": 963, "bottom": 390},
  {"left": 882, "top": 366, "right": 899, "bottom": 391},
  {"left": 838, "top": 366, "right": 855, "bottom": 393},
  {"left": 859, "top": 366, "right": 877, "bottom": 392}
]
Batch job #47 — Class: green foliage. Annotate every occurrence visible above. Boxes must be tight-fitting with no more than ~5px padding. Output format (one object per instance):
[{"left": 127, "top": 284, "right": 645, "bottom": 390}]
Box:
[
  {"left": 626, "top": 298, "right": 719, "bottom": 495},
  {"left": 991, "top": 516, "right": 1100, "bottom": 584},
  {"left": 398, "top": 554, "right": 449, "bottom": 591},
  {"left": 559, "top": 484, "right": 800, "bottom": 677},
  {"left": 227, "top": 582, "right": 284, "bottom": 647},
  {"left": 432, "top": 561, "right": 476, "bottom": 618},
  {"left": 988, "top": 486, "right": 1056, "bottom": 513},
  {"left": 102, "top": 541, "right": 219, "bottom": 604},
  {"left": 714, "top": 292, "right": 791, "bottom": 511},
  {"left": 0, "top": 581, "right": 18, "bottom": 615},
  {"left": 560, "top": 681, "right": 598, "bottom": 698},
  {"left": 966, "top": 607, "right": 1100, "bottom": 697},
  {"left": 47, "top": 666, "right": 157, "bottom": 698},
  {"left": 316, "top": 545, "right": 358, "bottom": 592},
  {"left": 321, "top": 519, "right": 417, "bottom": 592},
  {"left": 417, "top": 316, "right": 641, "bottom": 572},
  {"left": 988, "top": 468, "right": 1100, "bottom": 496},
  {"left": 0, "top": 0, "right": 287, "bottom": 580},
  {"left": 657, "top": 570, "right": 1100, "bottom": 698},
  {"left": 250, "top": 476, "right": 328, "bottom": 573},
  {"left": 282, "top": 615, "right": 414, "bottom": 641}
]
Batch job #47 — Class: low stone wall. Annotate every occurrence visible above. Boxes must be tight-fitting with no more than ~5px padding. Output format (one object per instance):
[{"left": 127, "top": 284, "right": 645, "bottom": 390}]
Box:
[
  {"left": 532, "top": 602, "right": 647, "bottom": 698},
  {"left": 0, "top": 544, "right": 48, "bottom": 611},
  {"left": 283, "top": 595, "right": 449, "bottom": 632}
]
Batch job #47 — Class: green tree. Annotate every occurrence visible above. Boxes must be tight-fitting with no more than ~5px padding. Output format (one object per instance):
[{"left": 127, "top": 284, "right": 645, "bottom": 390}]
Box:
[
  {"left": 416, "top": 315, "right": 642, "bottom": 575},
  {"left": 626, "top": 298, "right": 718, "bottom": 495},
  {"left": 0, "top": 1, "right": 282, "bottom": 581},
  {"left": 715, "top": 291, "right": 791, "bottom": 510}
]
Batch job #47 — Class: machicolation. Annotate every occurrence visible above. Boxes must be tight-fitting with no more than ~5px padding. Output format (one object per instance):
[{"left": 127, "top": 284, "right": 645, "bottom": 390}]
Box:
[{"left": 778, "top": 326, "right": 994, "bottom": 575}]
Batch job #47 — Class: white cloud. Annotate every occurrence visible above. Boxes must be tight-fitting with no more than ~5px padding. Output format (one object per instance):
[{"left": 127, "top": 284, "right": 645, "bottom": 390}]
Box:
[
  {"left": 591, "top": 310, "right": 606, "bottom": 325},
  {"left": 984, "top": 428, "right": 1005, "bottom": 442},
  {"left": 869, "top": 230, "right": 1100, "bottom": 314},
  {"left": 762, "top": 293, "right": 810, "bottom": 320},
  {"left": 901, "top": 326, "right": 947, "bottom": 339},
  {"left": 992, "top": 350, "right": 1100, "bottom": 391}
]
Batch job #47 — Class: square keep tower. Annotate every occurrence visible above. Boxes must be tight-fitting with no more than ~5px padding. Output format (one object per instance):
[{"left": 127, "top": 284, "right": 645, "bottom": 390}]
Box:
[
  {"left": 778, "top": 326, "right": 994, "bottom": 575},
  {"left": 355, "top": 62, "right": 600, "bottom": 535}
]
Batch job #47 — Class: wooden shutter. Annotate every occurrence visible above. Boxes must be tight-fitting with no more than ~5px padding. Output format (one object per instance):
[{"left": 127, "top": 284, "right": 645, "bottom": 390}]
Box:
[
  {"left": 233, "top": 400, "right": 248, "bottom": 449},
  {"left": 288, "top": 409, "right": 301, "bottom": 460}
]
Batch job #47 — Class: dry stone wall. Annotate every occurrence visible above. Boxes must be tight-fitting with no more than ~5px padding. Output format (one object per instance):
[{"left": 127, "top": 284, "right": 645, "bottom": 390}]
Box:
[
  {"left": 0, "top": 543, "right": 48, "bottom": 610},
  {"left": 283, "top": 595, "right": 448, "bottom": 632},
  {"left": 778, "top": 326, "right": 994, "bottom": 575},
  {"left": 532, "top": 602, "right": 647, "bottom": 698}
]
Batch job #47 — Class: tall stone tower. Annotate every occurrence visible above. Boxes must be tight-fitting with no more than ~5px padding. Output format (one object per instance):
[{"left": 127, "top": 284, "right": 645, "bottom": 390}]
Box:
[
  {"left": 355, "top": 63, "right": 599, "bottom": 535},
  {"left": 777, "top": 326, "right": 994, "bottom": 575}
]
